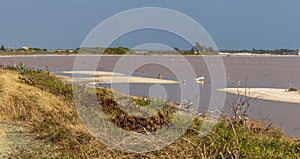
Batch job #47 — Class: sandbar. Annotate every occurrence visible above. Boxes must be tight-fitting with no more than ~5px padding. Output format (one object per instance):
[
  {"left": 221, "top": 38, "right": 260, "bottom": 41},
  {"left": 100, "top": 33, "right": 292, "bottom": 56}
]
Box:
[
  {"left": 218, "top": 88, "right": 300, "bottom": 104},
  {"left": 60, "top": 71, "right": 180, "bottom": 84}
]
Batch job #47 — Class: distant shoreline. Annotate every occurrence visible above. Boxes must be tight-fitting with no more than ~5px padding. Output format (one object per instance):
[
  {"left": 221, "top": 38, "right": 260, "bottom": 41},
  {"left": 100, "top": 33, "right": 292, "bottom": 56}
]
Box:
[{"left": 0, "top": 53, "right": 299, "bottom": 58}]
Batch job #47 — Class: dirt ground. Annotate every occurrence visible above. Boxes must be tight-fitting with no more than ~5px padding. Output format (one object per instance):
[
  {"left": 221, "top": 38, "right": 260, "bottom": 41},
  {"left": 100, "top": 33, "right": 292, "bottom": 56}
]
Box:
[{"left": 0, "top": 123, "right": 29, "bottom": 158}]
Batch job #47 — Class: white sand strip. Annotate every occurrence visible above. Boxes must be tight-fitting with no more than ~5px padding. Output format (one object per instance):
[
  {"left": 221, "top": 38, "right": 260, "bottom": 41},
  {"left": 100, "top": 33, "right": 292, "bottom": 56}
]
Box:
[
  {"left": 62, "top": 71, "right": 125, "bottom": 76},
  {"left": 61, "top": 71, "right": 179, "bottom": 84},
  {"left": 218, "top": 88, "right": 300, "bottom": 104}
]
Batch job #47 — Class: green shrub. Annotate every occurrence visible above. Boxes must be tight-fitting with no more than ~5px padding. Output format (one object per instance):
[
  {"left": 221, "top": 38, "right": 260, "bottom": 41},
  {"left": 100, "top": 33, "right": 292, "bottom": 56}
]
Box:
[
  {"left": 5, "top": 63, "right": 73, "bottom": 99},
  {"left": 288, "top": 87, "right": 297, "bottom": 92},
  {"left": 133, "top": 97, "right": 151, "bottom": 106}
]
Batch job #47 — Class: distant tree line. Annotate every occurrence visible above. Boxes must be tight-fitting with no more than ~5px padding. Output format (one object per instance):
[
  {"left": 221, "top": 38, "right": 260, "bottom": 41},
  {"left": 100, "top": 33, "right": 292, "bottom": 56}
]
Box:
[
  {"left": 26, "top": 48, "right": 47, "bottom": 52},
  {"left": 1, "top": 43, "right": 297, "bottom": 55},
  {"left": 0, "top": 44, "right": 47, "bottom": 53},
  {"left": 0, "top": 44, "right": 135, "bottom": 55},
  {"left": 220, "top": 48, "right": 297, "bottom": 55},
  {"left": 77, "top": 46, "right": 135, "bottom": 54},
  {"left": 104, "top": 46, "right": 134, "bottom": 54},
  {"left": 174, "top": 42, "right": 218, "bottom": 55}
]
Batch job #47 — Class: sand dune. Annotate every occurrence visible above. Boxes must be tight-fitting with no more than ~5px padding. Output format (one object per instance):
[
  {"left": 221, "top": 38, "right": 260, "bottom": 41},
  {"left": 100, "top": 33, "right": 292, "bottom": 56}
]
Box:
[{"left": 218, "top": 88, "right": 300, "bottom": 104}]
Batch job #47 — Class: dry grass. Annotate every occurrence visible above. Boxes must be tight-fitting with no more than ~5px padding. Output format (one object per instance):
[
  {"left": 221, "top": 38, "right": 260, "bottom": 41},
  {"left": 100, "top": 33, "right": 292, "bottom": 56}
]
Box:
[
  {"left": 0, "top": 129, "right": 4, "bottom": 136},
  {"left": 0, "top": 68, "right": 94, "bottom": 157},
  {"left": 0, "top": 69, "right": 80, "bottom": 129}
]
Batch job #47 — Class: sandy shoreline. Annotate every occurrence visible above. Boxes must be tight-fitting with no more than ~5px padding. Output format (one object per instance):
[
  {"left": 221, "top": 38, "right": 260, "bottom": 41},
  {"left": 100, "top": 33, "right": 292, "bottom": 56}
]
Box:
[
  {"left": 61, "top": 71, "right": 180, "bottom": 84},
  {"left": 218, "top": 88, "right": 300, "bottom": 104}
]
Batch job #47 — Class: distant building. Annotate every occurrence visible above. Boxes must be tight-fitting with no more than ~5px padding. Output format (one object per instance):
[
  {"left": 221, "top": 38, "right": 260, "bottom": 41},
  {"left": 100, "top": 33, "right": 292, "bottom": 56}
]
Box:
[
  {"left": 286, "top": 50, "right": 300, "bottom": 55},
  {"left": 21, "top": 46, "right": 30, "bottom": 50}
]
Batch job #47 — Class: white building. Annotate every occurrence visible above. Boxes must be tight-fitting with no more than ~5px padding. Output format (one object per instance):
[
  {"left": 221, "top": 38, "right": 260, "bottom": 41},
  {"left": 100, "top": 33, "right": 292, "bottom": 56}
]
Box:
[{"left": 21, "top": 46, "right": 30, "bottom": 50}]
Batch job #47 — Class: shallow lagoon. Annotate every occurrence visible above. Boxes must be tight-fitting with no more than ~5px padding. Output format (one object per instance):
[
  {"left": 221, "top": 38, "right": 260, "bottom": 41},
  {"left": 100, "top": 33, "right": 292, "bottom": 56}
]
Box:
[{"left": 1, "top": 55, "right": 300, "bottom": 137}]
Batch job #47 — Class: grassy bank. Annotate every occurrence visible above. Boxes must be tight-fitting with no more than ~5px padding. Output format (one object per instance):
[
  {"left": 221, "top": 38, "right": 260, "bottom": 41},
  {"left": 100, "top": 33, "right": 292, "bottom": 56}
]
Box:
[{"left": 0, "top": 64, "right": 299, "bottom": 158}]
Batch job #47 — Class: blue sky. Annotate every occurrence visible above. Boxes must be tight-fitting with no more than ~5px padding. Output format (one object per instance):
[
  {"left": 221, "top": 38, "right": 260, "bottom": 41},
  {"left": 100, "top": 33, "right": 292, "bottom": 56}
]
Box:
[{"left": 0, "top": 0, "right": 299, "bottom": 50}]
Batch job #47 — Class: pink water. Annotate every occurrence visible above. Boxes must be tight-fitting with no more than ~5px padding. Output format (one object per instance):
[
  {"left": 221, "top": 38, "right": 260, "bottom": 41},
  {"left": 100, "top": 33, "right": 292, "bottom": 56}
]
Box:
[{"left": 1, "top": 55, "right": 300, "bottom": 137}]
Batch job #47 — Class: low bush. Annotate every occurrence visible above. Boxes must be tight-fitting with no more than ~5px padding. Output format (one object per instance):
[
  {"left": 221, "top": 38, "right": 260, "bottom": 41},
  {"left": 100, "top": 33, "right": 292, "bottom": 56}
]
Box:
[{"left": 288, "top": 87, "right": 297, "bottom": 92}]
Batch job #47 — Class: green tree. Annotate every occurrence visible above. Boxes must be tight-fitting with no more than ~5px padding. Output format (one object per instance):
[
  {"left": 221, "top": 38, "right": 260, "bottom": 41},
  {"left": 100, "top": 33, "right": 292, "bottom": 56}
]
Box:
[
  {"left": 194, "top": 42, "right": 204, "bottom": 53},
  {"left": 173, "top": 47, "right": 180, "bottom": 52},
  {"left": 0, "top": 44, "right": 5, "bottom": 51}
]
